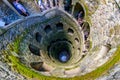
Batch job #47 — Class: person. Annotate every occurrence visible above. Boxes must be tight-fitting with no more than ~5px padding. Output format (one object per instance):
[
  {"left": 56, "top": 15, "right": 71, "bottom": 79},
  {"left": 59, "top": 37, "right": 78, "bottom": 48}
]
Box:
[
  {"left": 53, "top": 0, "right": 59, "bottom": 7},
  {"left": 77, "top": 17, "right": 83, "bottom": 26},
  {"left": 77, "top": 11, "right": 84, "bottom": 26},
  {"left": 84, "top": 31, "right": 89, "bottom": 40},
  {"left": 34, "top": 0, "right": 47, "bottom": 12},
  {"left": 64, "top": 0, "right": 72, "bottom": 12},
  {"left": 44, "top": 0, "right": 51, "bottom": 9},
  {"left": 12, "top": 0, "right": 29, "bottom": 16},
  {"left": 78, "top": 11, "right": 83, "bottom": 19}
]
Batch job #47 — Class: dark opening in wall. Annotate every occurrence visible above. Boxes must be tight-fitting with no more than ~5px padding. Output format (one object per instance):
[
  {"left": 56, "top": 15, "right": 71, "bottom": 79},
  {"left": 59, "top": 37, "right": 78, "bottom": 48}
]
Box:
[
  {"left": 75, "top": 38, "right": 79, "bottom": 44},
  {"left": 44, "top": 25, "right": 52, "bottom": 34},
  {"left": 56, "top": 23, "right": 63, "bottom": 30},
  {"left": 68, "top": 28, "right": 74, "bottom": 35},
  {"left": 64, "top": 0, "right": 72, "bottom": 13},
  {"left": 30, "top": 62, "right": 47, "bottom": 71},
  {"left": 82, "top": 22, "right": 90, "bottom": 41},
  {"left": 36, "top": 32, "right": 42, "bottom": 43},
  {"left": 73, "top": 3, "right": 85, "bottom": 19},
  {"left": 29, "top": 44, "right": 40, "bottom": 56}
]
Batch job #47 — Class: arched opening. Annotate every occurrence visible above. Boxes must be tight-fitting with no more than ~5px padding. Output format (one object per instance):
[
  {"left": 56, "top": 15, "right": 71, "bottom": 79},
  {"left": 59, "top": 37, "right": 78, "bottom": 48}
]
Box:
[
  {"left": 30, "top": 62, "right": 48, "bottom": 71},
  {"left": 48, "top": 40, "right": 72, "bottom": 63},
  {"left": 73, "top": 3, "right": 85, "bottom": 19},
  {"left": 75, "top": 38, "right": 79, "bottom": 45},
  {"left": 29, "top": 44, "right": 40, "bottom": 56},
  {"left": 56, "top": 23, "right": 63, "bottom": 30},
  {"left": 44, "top": 25, "right": 52, "bottom": 34},
  {"left": 68, "top": 28, "right": 74, "bottom": 35},
  {"left": 36, "top": 32, "right": 42, "bottom": 43},
  {"left": 82, "top": 22, "right": 90, "bottom": 41}
]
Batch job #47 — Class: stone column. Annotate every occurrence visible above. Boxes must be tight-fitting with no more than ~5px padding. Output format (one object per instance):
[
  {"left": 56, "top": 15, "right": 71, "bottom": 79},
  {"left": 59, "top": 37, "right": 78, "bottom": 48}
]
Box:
[{"left": 94, "top": 44, "right": 111, "bottom": 60}]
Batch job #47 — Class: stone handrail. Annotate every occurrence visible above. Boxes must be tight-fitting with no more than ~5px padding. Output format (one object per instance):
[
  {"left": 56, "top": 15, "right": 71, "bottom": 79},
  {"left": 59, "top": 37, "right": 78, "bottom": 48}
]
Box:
[
  {"left": 0, "top": 8, "right": 82, "bottom": 35},
  {"left": 2, "top": 0, "right": 24, "bottom": 17}
]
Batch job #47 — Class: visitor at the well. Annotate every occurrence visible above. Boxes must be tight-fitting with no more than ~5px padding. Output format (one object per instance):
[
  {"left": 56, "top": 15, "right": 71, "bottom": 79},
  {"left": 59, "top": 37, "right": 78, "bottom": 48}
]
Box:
[
  {"left": 77, "top": 11, "right": 84, "bottom": 26},
  {"left": 13, "top": 0, "right": 29, "bottom": 16},
  {"left": 78, "top": 17, "right": 83, "bottom": 26},
  {"left": 64, "top": 0, "right": 72, "bottom": 12},
  {"left": 78, "top": 11, "right": 84, "bottom": 19},
  {"left": 53, "top": 0, "right": 59, "bottom": 7},
  {"left": 44, "top": 0, "right": 51, "bottom": 9},
  {"left": 34, "top": 0, "right": 47, "bottom": 12}
]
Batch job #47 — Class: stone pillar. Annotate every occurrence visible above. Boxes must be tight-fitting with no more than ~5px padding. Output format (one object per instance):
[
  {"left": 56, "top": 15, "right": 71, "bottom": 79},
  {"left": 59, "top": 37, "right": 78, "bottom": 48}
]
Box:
[
  {"left": 71, "top": 4, "right": 75, "bottom": 15},
  {"left": 42, "top": 62, "right": 54, "bottom": 71},
  {"left": 94, "top": 44, "right": 111, "bottom": 60}
]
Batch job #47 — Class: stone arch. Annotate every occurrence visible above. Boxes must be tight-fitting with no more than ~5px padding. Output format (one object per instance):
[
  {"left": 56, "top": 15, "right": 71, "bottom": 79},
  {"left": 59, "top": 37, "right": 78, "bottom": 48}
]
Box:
[
  {"left": 82, "top": 22, "right": 90, "bottom": 41},
  {"left": 44, "top": 25, "right": 52, "bottom": 34},
  {"left": 73, "top": 2, "right": 85, "bottom": 19},
  {"left": 29, "top": 44, "right": 40, "bottom": 56}
]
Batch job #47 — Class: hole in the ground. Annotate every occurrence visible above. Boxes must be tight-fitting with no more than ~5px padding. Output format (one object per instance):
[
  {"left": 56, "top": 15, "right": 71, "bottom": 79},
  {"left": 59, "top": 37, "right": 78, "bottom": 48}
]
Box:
[
  {"left": 29, "top": 44, "right": 40, "bottom": 56},
  {"left": 58, "top": 50, "right": 70, "bottom": 63}
]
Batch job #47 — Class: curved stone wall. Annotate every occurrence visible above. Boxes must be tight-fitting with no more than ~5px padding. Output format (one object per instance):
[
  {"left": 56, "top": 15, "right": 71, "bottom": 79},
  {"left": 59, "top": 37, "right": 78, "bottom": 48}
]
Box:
[{"left": 0, "top": 0, "right": 120, "bottom": 80}]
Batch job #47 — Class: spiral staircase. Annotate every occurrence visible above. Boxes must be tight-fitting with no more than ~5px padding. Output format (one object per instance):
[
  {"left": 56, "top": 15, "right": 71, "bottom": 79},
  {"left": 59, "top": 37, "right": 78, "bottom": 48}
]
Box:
[{"left": 0, "top": 0, "right": 120, "bottom": 80}]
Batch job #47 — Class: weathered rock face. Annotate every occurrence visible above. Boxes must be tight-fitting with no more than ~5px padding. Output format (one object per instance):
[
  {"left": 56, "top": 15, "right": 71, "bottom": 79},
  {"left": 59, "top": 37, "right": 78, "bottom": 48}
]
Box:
[
  {"left": 91, "top": 1, "right": 120, "bottom": 48},
  {"left": 0, "top": 0, "right": 120, "bottom": 80}
]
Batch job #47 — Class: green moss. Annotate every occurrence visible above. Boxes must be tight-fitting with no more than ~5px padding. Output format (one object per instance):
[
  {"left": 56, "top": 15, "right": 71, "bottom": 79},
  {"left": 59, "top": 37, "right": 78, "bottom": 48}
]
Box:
[
  {"left": 88, "top": 40, "right": 92, "bottom": 51},
  {"left": 109, "top": 28, "right": 114, "bottom": 37},
  {"left": 74, "top": 45, "right": 120, "bottom": 80},
  {"left": 114, "top": 24, "right": 120, "bottom": 35},
  {"left": 3, "top": 43, "right": 120, "bottom": 80}
]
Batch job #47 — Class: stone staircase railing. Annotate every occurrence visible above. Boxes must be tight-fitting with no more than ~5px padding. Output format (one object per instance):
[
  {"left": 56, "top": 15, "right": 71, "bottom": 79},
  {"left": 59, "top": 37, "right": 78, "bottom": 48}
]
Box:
[{"left": 2, "top": 0, "right": 24, "bottom": 17}]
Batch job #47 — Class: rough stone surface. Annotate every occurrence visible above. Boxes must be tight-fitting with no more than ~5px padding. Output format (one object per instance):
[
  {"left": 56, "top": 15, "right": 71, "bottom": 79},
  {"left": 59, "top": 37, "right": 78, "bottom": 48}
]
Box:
[
  {"left": 0, "top": 0, "right": 120, "bottom": 80},
  {"left": 97, "top": 62, "right": 120, "bottom": 80},
  {"left": 0, "top": 62, "right": 26, "bottom": 80}
]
